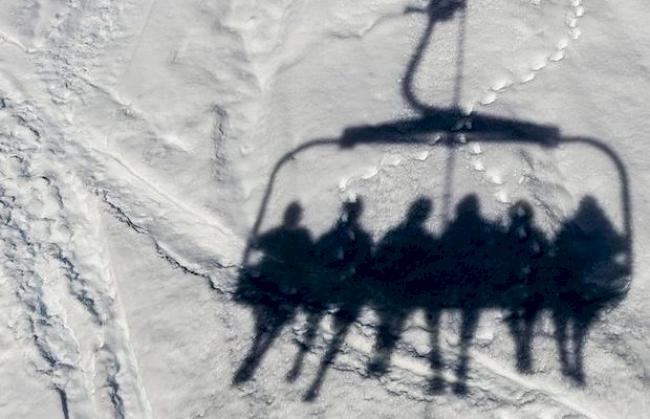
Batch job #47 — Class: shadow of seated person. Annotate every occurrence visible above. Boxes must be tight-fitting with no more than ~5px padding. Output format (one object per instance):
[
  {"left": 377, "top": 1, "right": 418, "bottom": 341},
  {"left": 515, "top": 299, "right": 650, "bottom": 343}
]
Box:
[
  {"left": 367, "top": 197, "right": 437, "bottom": 376},
  {"left": 286, "top": 199, "right": 371, "bottom": 380},
  {"left": 300, "top": 198, "right": 373, "bottom": 401},
  {"left": 436, "top": 194, "right": 496, "bottom": 394},
  {"left": 500, "top": 201, "right": 552, "bottom": 374},
  {"left": 551, "top": 196, "right": 629, "bottom": 384},
  {"left": 233, "top": 202, "right": 314, "bottom": 384}
]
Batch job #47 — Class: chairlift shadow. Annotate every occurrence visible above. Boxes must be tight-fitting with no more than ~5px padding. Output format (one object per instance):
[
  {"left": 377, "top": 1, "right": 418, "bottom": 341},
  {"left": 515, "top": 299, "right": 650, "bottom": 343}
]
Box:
[{"left": 231, "top": 0, "right": 633, "bottom": 401}]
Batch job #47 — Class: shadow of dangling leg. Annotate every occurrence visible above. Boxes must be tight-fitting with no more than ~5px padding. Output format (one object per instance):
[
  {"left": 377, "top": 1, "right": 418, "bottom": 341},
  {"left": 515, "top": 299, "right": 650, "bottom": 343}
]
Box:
[
  {"left": 367, "top": 308, "right": 406, "bottom": 376},
  {"left": 303, "top": 307, "right": 357, "bottom": 401},
  {"left": 453, "top": 308, "right": 479, "bottom": 395},
  {"left": 570, "top": 321, "right": 586, "bottom": 385},
  {"left": 426, "top": 309, "right": 445, "bottom": 393},
  {"left": 233, "top": 303, "right": 293, "bottom": 384},
  {"left": 508, "top": 303, "right": 538, "bottom": 374},
  {"left": 286, "top": 310, "right": 323, "bottom": 382},
  {"left": 519, "top": 302, "right": 541, "bottom": 374},
  {"left": 568, "top": 309, "right": 595, "bottom": 385},
  {"left": 506, "top": 311, "right": 525, "bottom": 372},
  {"left": 553, "top": 310, "right": 571, "bottom": 378}
]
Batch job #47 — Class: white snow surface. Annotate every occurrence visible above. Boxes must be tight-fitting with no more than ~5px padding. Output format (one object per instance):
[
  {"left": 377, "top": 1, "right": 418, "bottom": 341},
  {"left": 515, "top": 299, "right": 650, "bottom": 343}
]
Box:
[{"left": 0, "top": 0, "right": 648, "bottom": 418}]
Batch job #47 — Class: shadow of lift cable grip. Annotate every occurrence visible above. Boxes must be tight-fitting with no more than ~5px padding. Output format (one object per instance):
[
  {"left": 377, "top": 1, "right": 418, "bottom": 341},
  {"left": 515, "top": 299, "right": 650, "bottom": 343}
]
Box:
[{"left": 232, "top": 0, "right": 633, "bottom": 401}]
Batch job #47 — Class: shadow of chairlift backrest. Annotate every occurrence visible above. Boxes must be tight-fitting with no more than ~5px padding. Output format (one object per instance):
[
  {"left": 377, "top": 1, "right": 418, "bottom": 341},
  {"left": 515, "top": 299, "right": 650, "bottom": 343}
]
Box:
[{"left": 233, "top": 0, "right": 633, "bottom": 401}]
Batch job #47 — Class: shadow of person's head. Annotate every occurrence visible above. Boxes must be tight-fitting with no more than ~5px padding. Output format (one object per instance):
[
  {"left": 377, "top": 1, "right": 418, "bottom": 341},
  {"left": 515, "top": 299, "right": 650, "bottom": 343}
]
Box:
[
  {"left": 455, "top": 194, "right": 479, "bottom": 218},
  {"left": 283, "top": 201, "right": 303, "bottom": 229},
  {"left": 509, "top": 200, "right": 534, "bottom": 225},
  {"left": 406, "top": 197, "right": 433, "bottom": 226},
  {"left": 342, "top": 198, "right": 364, "bottom": 224},
  {"left": 574, "top": 196, "right": 610, "bottom": 235}
]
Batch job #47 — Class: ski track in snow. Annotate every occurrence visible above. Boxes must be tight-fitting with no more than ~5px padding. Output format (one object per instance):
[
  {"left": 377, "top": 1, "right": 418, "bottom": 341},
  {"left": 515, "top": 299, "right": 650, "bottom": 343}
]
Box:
[
  {"left": 0, "top": 100, "right": 151, "bottom": 418},
  {"left": 0, "top": 1, "right": 242, "bottom": 415}
]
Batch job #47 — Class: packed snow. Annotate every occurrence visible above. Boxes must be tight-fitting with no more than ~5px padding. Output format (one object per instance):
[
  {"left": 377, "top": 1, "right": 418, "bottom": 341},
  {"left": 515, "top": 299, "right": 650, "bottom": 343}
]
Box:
[{"left": 0, "top": 0, "right": 648, "bottom": 418}]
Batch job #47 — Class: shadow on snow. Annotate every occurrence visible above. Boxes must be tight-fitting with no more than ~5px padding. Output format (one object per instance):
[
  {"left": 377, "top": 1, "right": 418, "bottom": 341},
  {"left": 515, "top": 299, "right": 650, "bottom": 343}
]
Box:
[
  {"left": 233, "top": 195, "right": 629, "bottom": 400},
  {"left": 230, "top": 0, "right": 633, "bottom": 401}
]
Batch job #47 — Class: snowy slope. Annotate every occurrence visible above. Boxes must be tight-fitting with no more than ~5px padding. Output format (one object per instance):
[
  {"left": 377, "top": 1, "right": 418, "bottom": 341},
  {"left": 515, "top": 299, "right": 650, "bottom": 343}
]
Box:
[{"left": 0, "top": 0, "right": 648, "bottom": 418}]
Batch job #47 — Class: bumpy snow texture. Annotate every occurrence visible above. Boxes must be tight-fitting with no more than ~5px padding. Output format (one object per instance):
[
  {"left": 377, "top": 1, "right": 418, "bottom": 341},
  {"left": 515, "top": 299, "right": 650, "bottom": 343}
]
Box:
[{"left": 0, "top": 0, "right": 648, "bottom": 418}]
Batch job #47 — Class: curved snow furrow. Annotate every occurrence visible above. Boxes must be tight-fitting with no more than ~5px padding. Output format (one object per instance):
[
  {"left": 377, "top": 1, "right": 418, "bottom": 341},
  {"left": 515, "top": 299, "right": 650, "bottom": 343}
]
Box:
[
  {"left": 45, "top": 162, "right": 155, "bottom": 419},
  {"left": 96, "top": 146, "right": 238, "bottom": 239},
  {"left": 2, "top": 75, "right": 244, "bottom": 419},
  {"left": 0, "top": 173, "right": 95, "bottom": 417},
  {"left": 90, "top": 161, "right": 243, "bottom": 269},
  {"left": 0, "top": 105, "right": 112, "bottom": 325},
  {"left": 97, "top": 346, "right": 128, "bottom": 419},
  {"left": 0, "top": 100, "right": 152, "bottom": 418},
  {"left": 101, "top": 194, "right": 238, "bottom": 293}
]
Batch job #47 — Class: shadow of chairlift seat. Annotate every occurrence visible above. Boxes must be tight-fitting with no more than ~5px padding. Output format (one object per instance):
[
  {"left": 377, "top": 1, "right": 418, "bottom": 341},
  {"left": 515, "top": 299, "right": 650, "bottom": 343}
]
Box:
[{"left": 234, "top": 0, "right": 633, "bottom": 401}]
